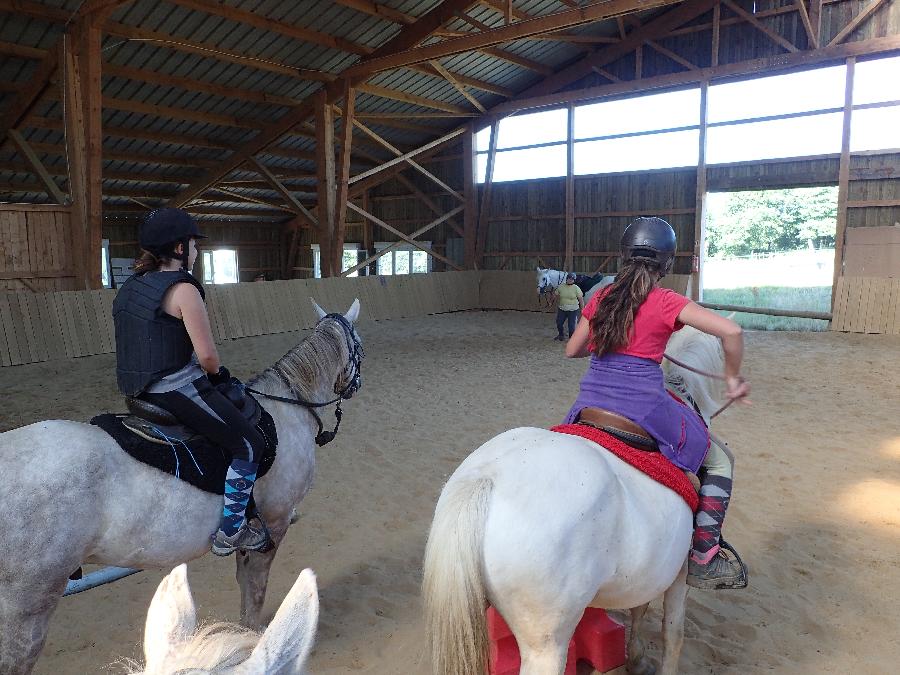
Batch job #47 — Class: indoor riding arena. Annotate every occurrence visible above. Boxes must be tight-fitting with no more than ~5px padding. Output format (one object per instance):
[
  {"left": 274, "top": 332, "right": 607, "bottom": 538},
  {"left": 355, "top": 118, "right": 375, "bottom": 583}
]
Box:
[{"left": 1, "top": 1, "right": 899, "bottom": 674}]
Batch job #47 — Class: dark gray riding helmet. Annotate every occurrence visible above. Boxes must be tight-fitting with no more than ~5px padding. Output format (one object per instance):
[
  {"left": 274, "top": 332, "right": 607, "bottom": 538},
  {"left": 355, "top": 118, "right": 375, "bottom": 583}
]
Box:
[{"left": 620, "top": 217, "right": 677, "bottom": 276}]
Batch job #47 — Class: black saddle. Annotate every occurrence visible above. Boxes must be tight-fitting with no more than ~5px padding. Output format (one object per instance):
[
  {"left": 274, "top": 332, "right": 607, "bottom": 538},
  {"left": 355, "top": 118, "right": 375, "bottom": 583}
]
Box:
[
  {"left": 122, "top": 381, "right": 262, "bottom": 445},
  {"left": 91, "top": 381, "right": 277, "bottom": 495}
]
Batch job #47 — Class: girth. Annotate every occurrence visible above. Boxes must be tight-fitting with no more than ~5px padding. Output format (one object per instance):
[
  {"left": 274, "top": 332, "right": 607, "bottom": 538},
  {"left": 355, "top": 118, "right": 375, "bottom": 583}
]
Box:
[{"left": 576, "top": 407, "right": 659, "bottom": 451}]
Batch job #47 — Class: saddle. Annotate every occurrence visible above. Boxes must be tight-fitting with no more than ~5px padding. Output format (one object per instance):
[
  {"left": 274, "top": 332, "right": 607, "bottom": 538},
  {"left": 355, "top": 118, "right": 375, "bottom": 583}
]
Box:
[
  {"left": 122, "top": 381, "right": 261, "bottom": 445},
  {"left": 91, "top": 381, "right": 277, "bottom": 495},
  {"left": 576, "top": 407, "right": 659, "bottom": 451}
]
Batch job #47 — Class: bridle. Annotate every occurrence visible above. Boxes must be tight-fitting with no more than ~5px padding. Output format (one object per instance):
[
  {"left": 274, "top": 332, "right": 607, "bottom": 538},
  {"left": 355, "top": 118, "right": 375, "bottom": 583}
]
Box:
[{"left": 246, "top": 313, "right": 364, "bottom": 446}]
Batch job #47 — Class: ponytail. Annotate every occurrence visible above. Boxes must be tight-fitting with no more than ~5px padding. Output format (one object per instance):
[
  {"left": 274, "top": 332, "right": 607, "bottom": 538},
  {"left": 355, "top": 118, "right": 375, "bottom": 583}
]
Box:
[
  {"left": 589, "top": 259, "right": 660, "bottom": 356},
  {"left": 132, "top": 249, "right": 160, "bottom": 275}
]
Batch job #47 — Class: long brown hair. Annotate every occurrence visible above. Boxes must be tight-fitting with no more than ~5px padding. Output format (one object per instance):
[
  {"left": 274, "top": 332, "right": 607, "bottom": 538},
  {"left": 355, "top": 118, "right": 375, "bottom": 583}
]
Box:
[
  {"left": 589, "top": 259, "right": 661, "bottom": 356},
  {"left": 132, "top": 243, "right": 179, "bottom": 275}
]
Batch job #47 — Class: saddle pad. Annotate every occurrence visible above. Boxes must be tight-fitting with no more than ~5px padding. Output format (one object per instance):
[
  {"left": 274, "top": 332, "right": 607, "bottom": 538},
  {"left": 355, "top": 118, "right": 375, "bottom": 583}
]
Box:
[
  {"left": 550, "top": 424, "right": 699, "bottom": 511},
  {"left": 91, "top": 410, "right": 278, "bottom": 495}
]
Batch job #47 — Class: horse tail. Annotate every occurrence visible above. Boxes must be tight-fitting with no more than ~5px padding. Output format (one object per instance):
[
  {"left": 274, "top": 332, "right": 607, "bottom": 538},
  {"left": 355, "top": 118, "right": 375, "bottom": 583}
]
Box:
[{"left": 423, "top": 476, "right": 493, "bottom": 675}]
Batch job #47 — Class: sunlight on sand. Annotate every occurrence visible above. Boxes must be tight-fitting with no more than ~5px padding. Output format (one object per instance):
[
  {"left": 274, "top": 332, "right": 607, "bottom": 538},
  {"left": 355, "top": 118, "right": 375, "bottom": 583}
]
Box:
[
  {"left": 837, "top": 479, "right": 900, "bottom": 531},
  {"left": 878, "top": 436, "right": 900, "bottom": 460}
]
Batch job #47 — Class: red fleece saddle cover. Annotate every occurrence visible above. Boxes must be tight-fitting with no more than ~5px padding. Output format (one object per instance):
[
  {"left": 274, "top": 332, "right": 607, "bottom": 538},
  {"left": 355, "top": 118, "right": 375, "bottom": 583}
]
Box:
[{"left": 550, "top": 424, "right": 699, "bottom": 511}]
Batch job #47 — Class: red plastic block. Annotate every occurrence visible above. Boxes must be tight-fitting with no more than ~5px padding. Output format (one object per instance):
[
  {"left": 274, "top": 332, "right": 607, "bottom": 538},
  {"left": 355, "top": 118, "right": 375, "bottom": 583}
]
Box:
[{"left": 487, "top": 605, "right": 626, "bottom": 675}]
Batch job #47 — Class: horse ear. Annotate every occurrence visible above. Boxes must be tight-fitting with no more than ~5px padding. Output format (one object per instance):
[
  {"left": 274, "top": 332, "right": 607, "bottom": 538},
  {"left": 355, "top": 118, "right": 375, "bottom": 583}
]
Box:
[
  {"left": 310, "top": 298, "right": 327, "bottom": 320},
  {"left": 345, "top": 298, "right": 360, "bottom": 324},
  {"left": 143, "top": 564, "right": 197, "bottom": 670},
  {"left": 536, "top": 266, "right": 543, "bottom": 272},
  {"left": 238, "top": 569, "right": 319, "bottom": 674}
]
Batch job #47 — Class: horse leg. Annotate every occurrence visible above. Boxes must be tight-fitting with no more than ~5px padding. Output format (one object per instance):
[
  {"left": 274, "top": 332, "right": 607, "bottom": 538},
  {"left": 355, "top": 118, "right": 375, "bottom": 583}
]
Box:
[
  {"left": 627, "top": 603, "right": 656, "bottom": 675},
  {"left": 519, "top": 641, "right": 569, "bottom": 675},
  {"left": 0, "top": 578, "right": 67, "bottom": 675},
  {"left": 659, "top": 561, "right": 689, "bottom": 675},
  {"left": 236, "top": 544, "right": 279, "bottom": 629}
]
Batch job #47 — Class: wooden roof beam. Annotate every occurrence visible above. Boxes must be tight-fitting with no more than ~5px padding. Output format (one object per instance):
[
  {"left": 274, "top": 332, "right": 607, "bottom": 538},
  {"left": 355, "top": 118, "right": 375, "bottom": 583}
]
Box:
[
  {"left": 407, "top": 63, "right": 515, "bottom": 97},
  {"left": 331, "top": 0, "right": 415, "bottom": 25},
  {"left": 513, "top": 0, "right": 719, "bottom": 99},
  {"left": 166, "top": 0, "right": 371, "bottom": 56},
  {"left": 720, "top": 0, "right": 798, "bottom": 53},
  {"left": 356, "top": 83, "right": 472, "bottom": 114},
  {"left": 454, "top": 12, "right": 555, "bottom": 74},
  {"left": 343, "top": 0, "right": 683, "bottom": 77}
]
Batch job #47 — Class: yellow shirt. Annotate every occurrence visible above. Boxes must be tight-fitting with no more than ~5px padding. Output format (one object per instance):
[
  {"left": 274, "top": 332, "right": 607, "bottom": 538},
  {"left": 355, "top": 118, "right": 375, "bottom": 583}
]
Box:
[{"left": 555, "top": 283, "right": 583, "bottom": 311}]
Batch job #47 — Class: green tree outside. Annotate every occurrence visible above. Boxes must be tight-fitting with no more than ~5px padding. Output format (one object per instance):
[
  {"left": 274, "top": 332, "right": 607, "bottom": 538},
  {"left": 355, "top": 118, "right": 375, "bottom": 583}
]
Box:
[{"left": 706, "top": 187, "right": 838, "bottom": 257}]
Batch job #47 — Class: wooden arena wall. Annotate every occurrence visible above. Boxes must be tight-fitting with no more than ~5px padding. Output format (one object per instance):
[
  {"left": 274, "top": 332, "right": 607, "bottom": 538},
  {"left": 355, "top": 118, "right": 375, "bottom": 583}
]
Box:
[
  {"left": 0, "top": 204, "right": 76, "bottom": 292},
  {"left": 0, "top": 271, "right": 692, "bottom": 367}
]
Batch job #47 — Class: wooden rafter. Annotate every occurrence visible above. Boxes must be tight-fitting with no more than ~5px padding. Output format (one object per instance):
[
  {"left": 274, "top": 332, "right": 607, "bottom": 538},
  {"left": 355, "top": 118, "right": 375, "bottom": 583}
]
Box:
[
  {"left": 0, "top": 45, "right": 58, "bottom": 147},
  {"left": 796, "top": 0, "right": 818, "bottom": 49},
  {"left": 332, "top": 0, "right": 416, "bottom": 25},
  {"left": 646, "top": 39, "right": 699, "bottom": 70},
  {"left": 167, "top": 0, "right": 371, "bottom": 55},
  {"left": 345, "top": 0, "right": 695, "bottom": 77},
  {"left": 249, "top": 157, "right": 320, "bottom": 230},
  {"left": 356, "top": 82, "right": 471, "bottom": 114},
  {"left": 7, "top": 129, "right": 67, "bottom": 204},
  {"left": 827, "top": 0, "right": 889, "bottom": 46},
  {"left": 454, "top": 11, "right": 555, "bottom": 74},
  {"left": 721, "top": 0, "right": 798, "bottom": 53},
  {"left": 514, "top": 0, "right": 718, "bottom": 99},
  {"left": 102, "top": 20, "right": 336, "bottom": 82},
  {"left": 346, "top": 202, "right": 464, "bottom": 271},
  {"left": 428, "top": 60, "right": 486, "bottom": 112}
]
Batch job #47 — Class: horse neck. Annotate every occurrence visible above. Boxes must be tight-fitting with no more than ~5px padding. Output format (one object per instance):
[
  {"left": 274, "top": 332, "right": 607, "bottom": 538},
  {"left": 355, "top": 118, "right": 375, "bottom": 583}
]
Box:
[
  {"left": 249, "top": 322, "right": 348, "bottom": 413},
  {"left": 664, "top": 330, "right": 726, "bottom": 421}
]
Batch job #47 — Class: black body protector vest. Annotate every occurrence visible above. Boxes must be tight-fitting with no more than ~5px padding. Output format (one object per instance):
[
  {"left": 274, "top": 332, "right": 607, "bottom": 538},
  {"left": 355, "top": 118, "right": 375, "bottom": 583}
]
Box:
[{"left": 113, "top": 270, "right": 206, "bottom": 396}]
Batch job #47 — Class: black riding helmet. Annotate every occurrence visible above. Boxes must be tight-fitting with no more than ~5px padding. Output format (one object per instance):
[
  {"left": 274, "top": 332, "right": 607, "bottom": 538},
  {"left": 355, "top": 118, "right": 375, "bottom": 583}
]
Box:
[
  {"left": 139, "top": 207, "right": 207, "bottom": 271},
  {"left": 620, "top": 217, "right": 677, "bottom": 277}
]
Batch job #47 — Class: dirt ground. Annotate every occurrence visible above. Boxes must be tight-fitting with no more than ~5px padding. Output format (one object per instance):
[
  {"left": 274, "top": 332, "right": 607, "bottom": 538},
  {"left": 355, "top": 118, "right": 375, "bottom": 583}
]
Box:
[{"left": 2, "top": 310, "right": 898, "bottom": 674}]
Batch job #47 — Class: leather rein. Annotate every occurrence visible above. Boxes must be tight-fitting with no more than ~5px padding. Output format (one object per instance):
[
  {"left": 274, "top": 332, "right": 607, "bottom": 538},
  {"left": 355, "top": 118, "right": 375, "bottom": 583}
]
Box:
[
  {"left": 662, "top": 352, "right": 740, "bottom": 420},
  {"left": 245, "top": 313, "right": 364, "bottom": 446}
]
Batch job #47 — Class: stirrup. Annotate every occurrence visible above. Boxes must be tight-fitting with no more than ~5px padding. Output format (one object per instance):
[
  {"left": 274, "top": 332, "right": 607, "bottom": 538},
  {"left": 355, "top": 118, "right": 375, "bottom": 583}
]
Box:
[{"left": 687, "top": 539, "right": 748, "bottom": 590}]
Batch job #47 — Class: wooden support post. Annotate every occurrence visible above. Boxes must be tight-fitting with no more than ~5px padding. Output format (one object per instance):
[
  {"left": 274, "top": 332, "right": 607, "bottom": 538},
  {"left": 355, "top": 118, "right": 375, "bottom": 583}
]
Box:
[
  {"left": 565, "top": 103, "right": 575, "bottom": 272},
  {"left": 8, "top": 129, "right": 68, "bottom": 204},
  {"left": 62, "top": 19, "right": 103, "bottom": 290},
  {"left": 463, "top": 122, "right": 478, "bottom": 269},
  {"left": 361, "top": 189, "right": 373, "bottom": 274},
  {"left": 711, "top": 1, "right": 720, "bottom": 67},
  {"left": 333, "top": 82, "right": 356, "bottom": 276},
  {"left": 476, "top": 118, "right": 498, "bottom": 268},
  {"left": 693, "top": 81, "right": 709, "bottom": 302},
  {"left": 808, "top": 0, "right": 823, "bottom": 48},
  {"left": 315, "top": 92, "right": 336, "bottom": 277},
  {"left": 832, "top": 57, "right": 854, "bottom": 309}
]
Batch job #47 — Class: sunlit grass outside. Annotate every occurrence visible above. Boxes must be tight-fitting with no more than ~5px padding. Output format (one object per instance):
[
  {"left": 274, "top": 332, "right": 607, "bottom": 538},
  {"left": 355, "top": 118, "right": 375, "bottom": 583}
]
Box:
[{"left": 703, "top": 286, "right": 831, "bottom": 331}]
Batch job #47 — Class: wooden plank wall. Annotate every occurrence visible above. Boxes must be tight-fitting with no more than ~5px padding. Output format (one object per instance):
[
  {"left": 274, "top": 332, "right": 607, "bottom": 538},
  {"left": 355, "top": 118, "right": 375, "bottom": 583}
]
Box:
[
  {"left": 0, "top": 271, "right": 482, "bottom": 367},
  {"left": 0, "top": 205, "right": 75, "bottom": 292},
  {"left": 831, "top": 276, "right": 900, "bottom": 334}
]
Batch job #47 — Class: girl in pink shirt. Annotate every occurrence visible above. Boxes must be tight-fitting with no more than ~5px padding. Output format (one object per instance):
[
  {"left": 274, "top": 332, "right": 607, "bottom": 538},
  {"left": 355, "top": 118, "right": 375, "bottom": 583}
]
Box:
[{"left": 564, "top": 217, "right": 750, "bottom": 590}]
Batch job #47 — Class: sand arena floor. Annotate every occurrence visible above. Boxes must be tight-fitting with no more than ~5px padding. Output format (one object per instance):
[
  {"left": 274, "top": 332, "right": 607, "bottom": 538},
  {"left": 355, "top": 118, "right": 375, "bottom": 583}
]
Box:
[{"left": 1, "top": 310, "right": 899, "bottom": 674}]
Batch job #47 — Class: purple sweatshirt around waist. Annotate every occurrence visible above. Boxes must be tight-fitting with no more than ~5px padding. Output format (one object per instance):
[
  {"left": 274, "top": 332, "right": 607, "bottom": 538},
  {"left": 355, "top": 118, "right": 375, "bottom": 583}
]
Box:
[{"left": 564, "top": 352, "right": 709, "bottom": 472}]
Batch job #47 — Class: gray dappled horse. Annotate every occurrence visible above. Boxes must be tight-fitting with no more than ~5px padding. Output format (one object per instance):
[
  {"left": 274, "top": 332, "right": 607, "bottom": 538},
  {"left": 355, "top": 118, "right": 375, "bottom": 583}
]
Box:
[{"left": 0, "top": 299, "right": 362, "bottom": 675}]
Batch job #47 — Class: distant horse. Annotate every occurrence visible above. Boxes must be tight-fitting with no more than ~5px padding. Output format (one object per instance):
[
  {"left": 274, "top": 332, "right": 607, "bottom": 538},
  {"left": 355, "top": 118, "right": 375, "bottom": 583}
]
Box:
[
  {"left": 123, "top": 564, "right": 318, "bottom": 674},
  {"left": 423, "top": 325, "right": 729, "bottom": 675},
  {"left": 0, "top": 299, "right": 362, "bottom": 675},
  {"left": 536, "top": 267, "right": 615, "bottom": 307}
]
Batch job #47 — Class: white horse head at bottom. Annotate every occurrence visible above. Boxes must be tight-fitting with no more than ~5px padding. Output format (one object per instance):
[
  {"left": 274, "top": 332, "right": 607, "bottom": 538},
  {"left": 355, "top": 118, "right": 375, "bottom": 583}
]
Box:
[{"left": 125, "top": 564, "right": 318, "bottom": 675}]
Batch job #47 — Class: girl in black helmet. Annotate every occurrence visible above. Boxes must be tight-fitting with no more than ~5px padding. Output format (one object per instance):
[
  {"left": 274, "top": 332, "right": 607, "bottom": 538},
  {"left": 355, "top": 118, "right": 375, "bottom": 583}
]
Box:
[
  {"left": 112, "top": 207, "right": 271, "bottom": 557},
  {"left": 563, "top": 217, "right": 750, "bottom": 590}
]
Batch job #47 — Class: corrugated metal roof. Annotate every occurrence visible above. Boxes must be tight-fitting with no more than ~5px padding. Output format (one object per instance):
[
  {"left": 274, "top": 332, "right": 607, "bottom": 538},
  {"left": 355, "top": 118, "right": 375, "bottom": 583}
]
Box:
[{"left": 0, "top": 0, "right": 664, "bottom": 219}]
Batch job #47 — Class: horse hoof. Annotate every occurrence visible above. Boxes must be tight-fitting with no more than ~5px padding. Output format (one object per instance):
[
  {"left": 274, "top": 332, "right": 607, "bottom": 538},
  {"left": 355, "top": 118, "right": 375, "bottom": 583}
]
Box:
[{"left": 627, "top": 658, "right": 657, "bottom": 675}]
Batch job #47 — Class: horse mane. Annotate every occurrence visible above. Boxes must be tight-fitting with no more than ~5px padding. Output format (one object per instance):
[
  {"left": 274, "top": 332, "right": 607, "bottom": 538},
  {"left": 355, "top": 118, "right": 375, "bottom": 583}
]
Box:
[
  {"left": 120, "top": 622, "right": 261, "bottom": 674},
  {"left": 248, "top": 319, "right": 348, "bottom": 400},
  {"left": 662, "top": 325, "right": 727, "bottom": 421}
]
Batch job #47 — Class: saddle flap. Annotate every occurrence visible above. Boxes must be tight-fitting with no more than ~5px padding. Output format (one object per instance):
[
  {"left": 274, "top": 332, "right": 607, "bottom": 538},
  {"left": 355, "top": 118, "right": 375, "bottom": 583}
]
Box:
[
  {"left": 122, "top": 416, "right": 201, "bottom": 445},
  {"left": 126, "top": 396, "right": 179, "bottom": 426}
]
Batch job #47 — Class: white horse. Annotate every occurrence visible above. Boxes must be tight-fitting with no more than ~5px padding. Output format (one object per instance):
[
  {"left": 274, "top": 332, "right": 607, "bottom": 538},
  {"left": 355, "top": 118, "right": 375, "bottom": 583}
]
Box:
[
  {"left": 423, "top": 326, "right": 729, "bottom": 675},
  {"left": 0, "top": 299, "right": 362, "bottom": 675},
  {"left": 123, "top": 563, "right": 318, "bottom": 674},
  {"left": 536, "top": 267, "right": 615, "bottom": 306}
]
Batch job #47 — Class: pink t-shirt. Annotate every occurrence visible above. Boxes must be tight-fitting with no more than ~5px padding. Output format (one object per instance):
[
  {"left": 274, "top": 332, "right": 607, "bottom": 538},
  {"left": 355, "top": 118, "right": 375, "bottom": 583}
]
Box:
[{"left": 583, "top": 287, "right": 691, "bottom": 363}]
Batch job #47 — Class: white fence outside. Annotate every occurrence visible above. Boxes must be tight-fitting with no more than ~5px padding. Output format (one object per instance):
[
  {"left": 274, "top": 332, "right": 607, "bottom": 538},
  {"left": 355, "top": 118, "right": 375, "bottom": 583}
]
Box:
[{"left": 703, "top": 248, "right": 835, "bottom": 290}]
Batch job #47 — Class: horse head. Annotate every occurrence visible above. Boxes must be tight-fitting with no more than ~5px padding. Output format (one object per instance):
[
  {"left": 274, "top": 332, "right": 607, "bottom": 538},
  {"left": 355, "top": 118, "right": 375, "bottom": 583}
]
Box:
[
  {"left": 536, "top": 267, "right": 555, "bottom": 296},
  {"left": 135, "top": 564, "right": 319, "bottom": 674},
  {"left": 311, "top": 298, "right": 364, "bottom": 400}
]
